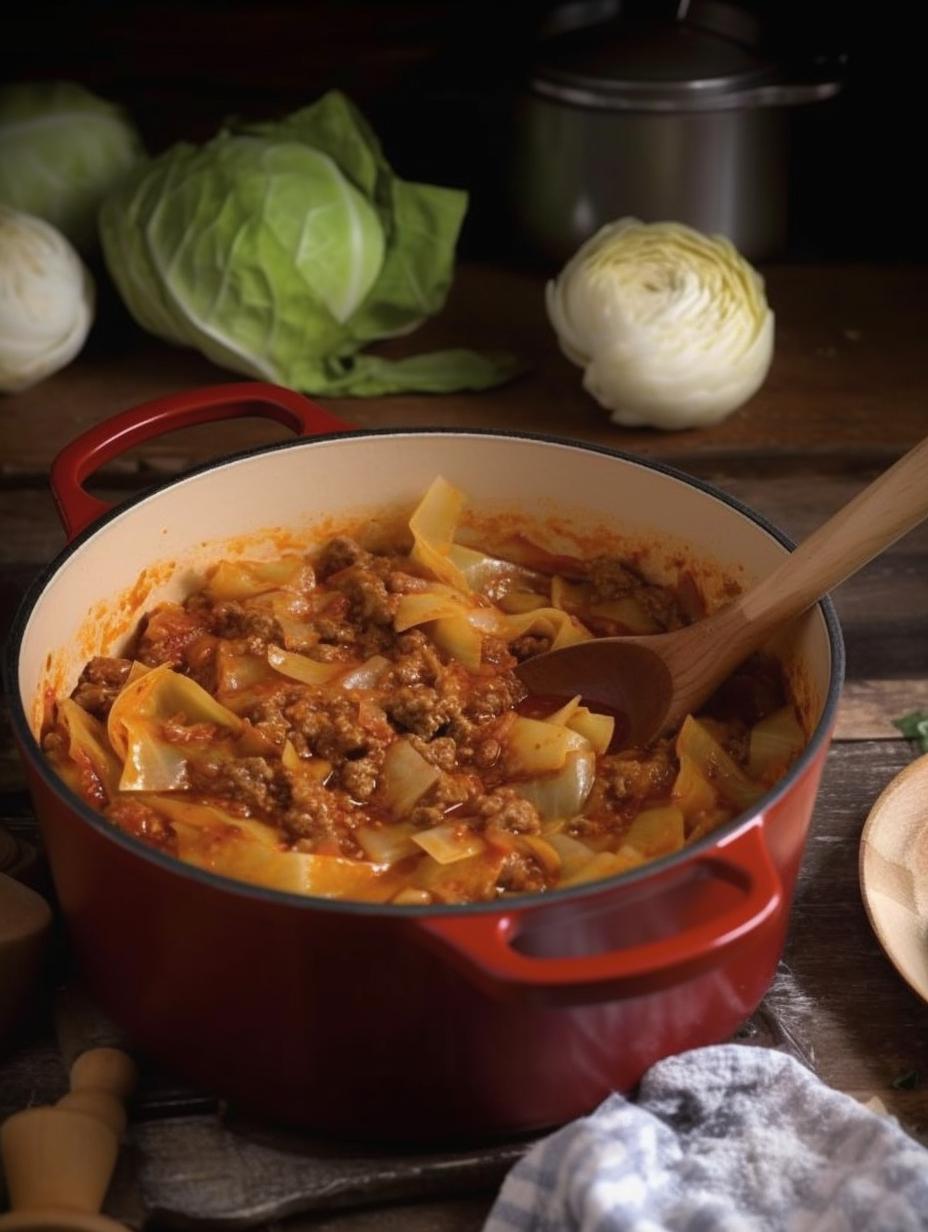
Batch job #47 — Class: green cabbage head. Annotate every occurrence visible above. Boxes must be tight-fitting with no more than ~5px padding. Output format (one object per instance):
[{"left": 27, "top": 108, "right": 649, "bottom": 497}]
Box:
[
  {"left": 100, "top": 91, "right": 519, "bottom": 396},
  {"left": 0, "top": 81, "right": 144, "bottom": 252}
]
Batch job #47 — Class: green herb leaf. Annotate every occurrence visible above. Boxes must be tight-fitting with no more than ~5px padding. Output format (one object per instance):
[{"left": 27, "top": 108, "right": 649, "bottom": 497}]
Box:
[{"left": 892, "top": 711, "right": 928, "bottom": 753}]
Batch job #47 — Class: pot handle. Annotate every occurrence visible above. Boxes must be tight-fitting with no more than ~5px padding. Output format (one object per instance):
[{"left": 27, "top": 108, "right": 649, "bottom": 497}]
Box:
[
  {"left": 414, "top": 819, "right": 782, "bottom": 1005},
  {"left": 49, "top": 381, "right": 351, "bottom": 541}
]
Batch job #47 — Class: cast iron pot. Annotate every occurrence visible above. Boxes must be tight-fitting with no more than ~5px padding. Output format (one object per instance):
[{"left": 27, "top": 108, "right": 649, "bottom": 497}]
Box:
[{"left": 6, "top": 383, "right": 843, "bottom": 1140}]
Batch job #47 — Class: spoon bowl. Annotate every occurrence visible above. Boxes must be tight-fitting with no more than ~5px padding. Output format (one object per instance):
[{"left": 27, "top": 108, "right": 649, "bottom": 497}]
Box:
[{"left": 517, "top": 435, "right": 928, "bottom": 743}]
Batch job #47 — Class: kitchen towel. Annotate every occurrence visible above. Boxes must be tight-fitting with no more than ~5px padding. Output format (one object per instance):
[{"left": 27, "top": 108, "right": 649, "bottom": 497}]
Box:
[{"left": 484, "top": 1044, "right": 928, "bottom": 1231}]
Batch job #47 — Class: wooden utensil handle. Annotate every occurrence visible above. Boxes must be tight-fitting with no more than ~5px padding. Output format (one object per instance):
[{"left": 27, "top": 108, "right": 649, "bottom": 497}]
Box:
[
  {"left": 0, "top": 1048, "right": 136, "bottom": 1226},
  {"left": 739, "top": 435, "right": 928, "bottom": 640}
]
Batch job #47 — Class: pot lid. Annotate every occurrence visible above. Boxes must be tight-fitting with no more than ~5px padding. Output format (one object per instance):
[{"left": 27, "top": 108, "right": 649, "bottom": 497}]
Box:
[{"left": 531, "top": 12, "right": 781, "bottom": 110}]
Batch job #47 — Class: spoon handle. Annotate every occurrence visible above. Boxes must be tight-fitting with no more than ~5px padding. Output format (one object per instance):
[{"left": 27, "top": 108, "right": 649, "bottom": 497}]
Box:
[
  {"left": 737, "top": 434, "right": 928, "bottom": 638},
  {"left": 660, "top": 434, "right": 928, "bottom": 730}
]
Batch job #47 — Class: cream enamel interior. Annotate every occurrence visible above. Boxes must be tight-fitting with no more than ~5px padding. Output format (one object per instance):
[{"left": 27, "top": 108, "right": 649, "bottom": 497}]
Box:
[{"left": 18, "top": 433, "right": 832, "bottom": 740}]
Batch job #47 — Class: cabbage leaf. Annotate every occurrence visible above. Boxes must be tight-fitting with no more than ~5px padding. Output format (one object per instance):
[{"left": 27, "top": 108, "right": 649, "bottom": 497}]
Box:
[{"left": 100, "top": 91, "right": 521, "bottom": 395}]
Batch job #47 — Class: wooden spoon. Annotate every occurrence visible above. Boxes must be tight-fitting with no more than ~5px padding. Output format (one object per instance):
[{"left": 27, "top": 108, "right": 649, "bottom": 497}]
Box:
[
  {"left": 0, "top": 1048, "right": 136, "bottom": 1232},
  {"left": 515, "top": 436, "right": 928, "bottom": 745}
]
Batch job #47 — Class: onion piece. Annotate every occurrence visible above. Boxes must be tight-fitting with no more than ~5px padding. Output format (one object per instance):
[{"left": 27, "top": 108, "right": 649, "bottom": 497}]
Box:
[
  {"left": 676, "top": 716, "right": 763, "bottom": 810},
  {"left": 672, "top": 753, "right": 717, "bottom": 814},
  {"left": 267, "top": 644, "right": 347, "bottom": 686},
  {"left": 566, "top": 707, "right": 614, "bottom": 754},
  {"left": 499, "top": 607, "right": 592, "bottom": 650},
  {"left": 514, "top": 749, "right": 596, "bottom": 822},
  {"left": 279, "top": 740, "right": 331, "bottom": 783},
  {"left": 414, "top": 849, "right": 507, "bottom": 902},
  {"left": 217, "top": 646, "right": 278, "bottom": 694},
  {"left": 339, "top": 655, "right": 390, "bottom": 690},
  {"left": 380, "top": 738, "right": 441, "bottom": 818},
  {"left": 392, "top": 887, "right": 432, "bottom": 906},
  {"left": 545, "top": 695, "right": 583, "bottom": 726},
  {"left": 206, "top": 556, "right": 312, "bottom": 601},
  {"left": 498, "top": 591, "right": 550, "bottom": 614},
  {"left": 408, "top": 476, "right": 469, "bottom": 591},
  {"left": 107, "top": 663, "right": 242, "bottom": 792},
  {"left": 412, "top": 822, "right": 485, "bottom": 865},
  {"left": 588, "top": 597, "right": 659, "bottom": 633},
  {"left": 623, "top": 806, "right": 685, "bottom": 858},
  {"left": 560, "top": 848, "right": 643, "bottom": 887},
  {"left": 431, "top": 614, "right": 483, "bottom": 670},
  {"left": 748, "top": 706, "right": 805, "bottom": 778},
  {"left": 394, "top": 585, "right": 466, "bottom": 631},
  {"left": 56, "top": 697, "right": 122, "bottom": 801},
  {"left": 522, "top": 835, "right": 562, "bottom": 877},
  {"left": 506, "top": 716, "right": 590, "bottom": 776},
  {"left": 546, "top": 830, "right": 597, "bottom": 877},
  {"left": 357, "top": 823, "right": 419, "bottom": 864}
]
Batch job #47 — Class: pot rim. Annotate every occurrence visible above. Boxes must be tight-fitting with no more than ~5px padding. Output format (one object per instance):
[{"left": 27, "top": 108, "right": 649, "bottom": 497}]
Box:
[{"left": 4, "top": 426, "right": 845, "bottom": 918}]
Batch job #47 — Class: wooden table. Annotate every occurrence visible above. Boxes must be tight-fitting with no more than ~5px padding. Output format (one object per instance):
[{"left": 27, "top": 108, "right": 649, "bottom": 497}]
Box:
[{"left": 2, "top": 262, "right": 928, "bottom": 1230}]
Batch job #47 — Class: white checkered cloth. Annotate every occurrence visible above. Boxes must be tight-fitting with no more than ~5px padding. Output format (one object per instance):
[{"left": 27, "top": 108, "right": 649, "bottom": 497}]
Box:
[{"left": 484, "top": 1045, "right": 928, "bottom": 1232}]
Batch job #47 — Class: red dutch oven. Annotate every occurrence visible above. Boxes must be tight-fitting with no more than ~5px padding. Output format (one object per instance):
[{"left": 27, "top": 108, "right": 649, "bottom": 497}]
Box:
[{"left": 5, "top": 383, "right": 843, "bottom": 1140}]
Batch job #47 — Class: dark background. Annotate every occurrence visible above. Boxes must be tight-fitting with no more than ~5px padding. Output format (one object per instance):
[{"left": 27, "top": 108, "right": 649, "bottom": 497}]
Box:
[{"left": 3, "top": 0, "right": 921, "bottom": 264}]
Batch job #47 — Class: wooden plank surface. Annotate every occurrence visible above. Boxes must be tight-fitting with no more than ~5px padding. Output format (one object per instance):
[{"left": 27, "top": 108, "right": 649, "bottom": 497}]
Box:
[{"left": 2, "top": 262, "right": 928, "bottom": 1230}]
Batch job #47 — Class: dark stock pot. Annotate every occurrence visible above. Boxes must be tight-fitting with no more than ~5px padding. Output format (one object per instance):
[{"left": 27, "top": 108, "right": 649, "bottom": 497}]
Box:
[
  {"left": 510, "top": 0, "right": 844, "bottom": 263},
  {"left": 5, "top": 382, "right": 843, "bottom": 1139}
]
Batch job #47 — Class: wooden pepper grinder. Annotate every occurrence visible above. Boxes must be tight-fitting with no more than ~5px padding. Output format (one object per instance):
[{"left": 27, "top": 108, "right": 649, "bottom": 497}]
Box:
[{"left": 0, "top": 1047, "right": 136, "bottom": 1232}]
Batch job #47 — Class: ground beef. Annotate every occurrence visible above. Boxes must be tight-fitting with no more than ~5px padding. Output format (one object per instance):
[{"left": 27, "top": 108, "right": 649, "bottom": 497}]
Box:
[
  {"left": 496, "top": 850, "right": 548, "bottom": 894},
  {"left": 136, "top": 603, "right": 210, "bottom": 668},
  {"left": 315, "top": 536, "right": 370, "bottom": 579},
  {"left": 387, "top": 630, "right": 444, "bottom": 687},
  {"left": 587, "top": 740, "right": 677, "bottom": 816},
  {"left": 636, "top": 585, "right": 685, "bottom": 632},
  {"left": 285, "top": 694, "right": 392, "bottom": 769},
  {"left": 588, "top": 557, "right": 640, "bottom": 600},
  {"left": 427, "top": 771, "right": 481, "bottom": 810},
  {"left": 282, "top": 775, "right": 359, "bottom": 853},
  {"left": 473, "top": 737, "right": 502, "bottom": 769},
  {"left": 386, "top": 571, "right": 430, "bottom": 594},
  {"left": 206, "top": 601, "right": 283, "bottom": 651},
  {"left": 409, "top": 804, "right": 444, "bottom": 829},
  {"left": 509, "top": 634, "right": 551, "bottom": 661},
  {"left": 338, "top": 753, "right": 384, "bottom": 802},
  {"left": 476, "top": 788, "right": 540, "bottom": 834},
  {"left": 384, "top": 684, "right": 463, "bottom": 739},
  {"left": 464, "top": 675, "right": 526, "bottom": 724},
  {"left": 330, "top": 565, "right": 397, "bottom": 627},
  {"left": 190, "top": 756, "right": 288, "bottom": 816},
  {"left": 71, "top": 656, "right": 133, "bottom": 719},
  {"left": 107, "top": 799, "right": 177, "bottom": 852},
  {"left": 408, "top": 735, "right": 457, "bottom": 771},
  {"left": 588, "top": 556, "right": 685, "bottom": 631}
]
